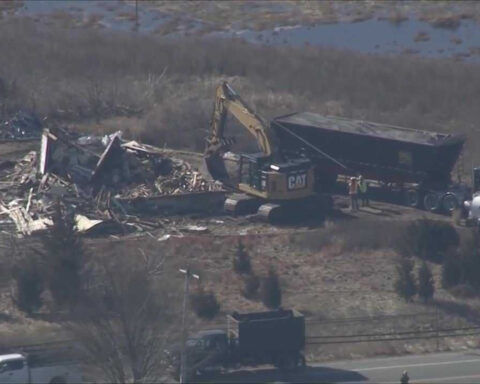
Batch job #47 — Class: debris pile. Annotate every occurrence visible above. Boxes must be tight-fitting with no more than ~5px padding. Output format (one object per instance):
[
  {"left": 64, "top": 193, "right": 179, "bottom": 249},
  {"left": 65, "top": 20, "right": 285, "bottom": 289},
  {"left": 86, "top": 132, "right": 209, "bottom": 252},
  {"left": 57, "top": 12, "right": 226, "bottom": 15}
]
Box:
[
  {"left": 121, "top": 157, "right": 213, "bottom": 198},
  {"left": 0, "top": 127, "right": 224, "bottom": 236},
  {"left": 0, "top": 111, "right": 43, "bottom": 140}
]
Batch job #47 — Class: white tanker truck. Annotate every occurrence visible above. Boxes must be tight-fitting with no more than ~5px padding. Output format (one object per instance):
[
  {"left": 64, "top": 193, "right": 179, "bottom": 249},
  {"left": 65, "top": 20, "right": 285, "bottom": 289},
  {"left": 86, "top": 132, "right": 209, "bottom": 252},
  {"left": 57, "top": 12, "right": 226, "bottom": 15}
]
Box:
[{"left": 464, "top": 168, "right": 480, "bottom": 227}]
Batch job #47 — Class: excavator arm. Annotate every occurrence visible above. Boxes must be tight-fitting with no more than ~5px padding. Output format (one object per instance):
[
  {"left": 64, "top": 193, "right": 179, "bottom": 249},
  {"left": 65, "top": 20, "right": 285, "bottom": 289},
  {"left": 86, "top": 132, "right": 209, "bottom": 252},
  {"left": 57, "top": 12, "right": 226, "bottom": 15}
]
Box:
[{"left": 205, "top": 81, "right": 279, "bottom": 181}]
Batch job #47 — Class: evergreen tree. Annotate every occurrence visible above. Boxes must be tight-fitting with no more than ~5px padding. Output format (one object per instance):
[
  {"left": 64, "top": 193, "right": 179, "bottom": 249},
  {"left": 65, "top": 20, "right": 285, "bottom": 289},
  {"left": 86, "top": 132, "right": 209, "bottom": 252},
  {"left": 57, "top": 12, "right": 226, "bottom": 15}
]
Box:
[
  {"left": 12, "top": 256, "right": 44, "bottom": 314},
  {"left": 242, "top": 273, "right": 260, "bottom": 299},
  {"left": 394, "top": 257, "right": 417, "bottom": 302},
  {"left": 233, "top": 241, "right": 251, "bottom": 274},
  {"left": 190, "top": 287, "right": 220, "bottom": 320},
  {"left": 261, "top": 266, "right": 282, "bottom": 309},
  {"left": 418, "top": 261, "right": 434, "bottom": 303},
  {"left": 399, "top": 219, "right": 459, "bottom": 263},
  {"left": 41, "top": 202, "right": 85, "bottom": 309}
]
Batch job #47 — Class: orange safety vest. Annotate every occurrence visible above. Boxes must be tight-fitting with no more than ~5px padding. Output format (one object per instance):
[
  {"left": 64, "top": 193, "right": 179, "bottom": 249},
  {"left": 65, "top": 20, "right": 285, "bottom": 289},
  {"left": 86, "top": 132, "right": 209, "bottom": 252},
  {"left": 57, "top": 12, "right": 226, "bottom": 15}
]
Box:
[{"left": 349, "top": 179, "right": 358, "bottom": 195}]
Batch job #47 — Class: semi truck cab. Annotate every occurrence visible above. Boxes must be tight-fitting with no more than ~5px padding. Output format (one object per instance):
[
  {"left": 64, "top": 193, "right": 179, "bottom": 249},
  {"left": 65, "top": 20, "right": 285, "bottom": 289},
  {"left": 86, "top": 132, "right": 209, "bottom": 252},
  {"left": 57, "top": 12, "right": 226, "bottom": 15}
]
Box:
[{"left": 463, "top": 168, "right": 480, "bottom": 227}]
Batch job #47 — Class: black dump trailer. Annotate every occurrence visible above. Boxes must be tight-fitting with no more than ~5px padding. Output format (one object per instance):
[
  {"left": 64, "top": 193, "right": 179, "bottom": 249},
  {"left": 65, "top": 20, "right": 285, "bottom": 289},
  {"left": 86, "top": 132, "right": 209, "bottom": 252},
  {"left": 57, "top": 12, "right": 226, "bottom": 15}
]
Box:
[
  {"left": 272, "top": 112, "right": 467, "bottom": 212},
  {"left": 228, "top": 309, "right": 306, "bottom": 368}
]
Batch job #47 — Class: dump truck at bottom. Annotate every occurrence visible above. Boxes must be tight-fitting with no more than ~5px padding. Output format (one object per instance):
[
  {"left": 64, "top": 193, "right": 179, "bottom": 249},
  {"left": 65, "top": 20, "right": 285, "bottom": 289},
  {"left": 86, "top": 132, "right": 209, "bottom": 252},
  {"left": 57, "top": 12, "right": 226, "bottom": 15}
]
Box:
[{"left": 167, "top": 309, "right": 306, "bottom": 380}]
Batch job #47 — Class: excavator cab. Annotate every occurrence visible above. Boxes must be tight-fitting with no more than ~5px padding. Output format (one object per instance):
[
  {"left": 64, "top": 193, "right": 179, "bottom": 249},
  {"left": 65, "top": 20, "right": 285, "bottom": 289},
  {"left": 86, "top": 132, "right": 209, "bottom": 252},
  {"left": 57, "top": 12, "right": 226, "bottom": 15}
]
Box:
[
  {"left": 237, "top": 153, "right": 314, "bottom": 200},
  {"left": 239, "top": 153, "right": 268, "bottom": 191}
]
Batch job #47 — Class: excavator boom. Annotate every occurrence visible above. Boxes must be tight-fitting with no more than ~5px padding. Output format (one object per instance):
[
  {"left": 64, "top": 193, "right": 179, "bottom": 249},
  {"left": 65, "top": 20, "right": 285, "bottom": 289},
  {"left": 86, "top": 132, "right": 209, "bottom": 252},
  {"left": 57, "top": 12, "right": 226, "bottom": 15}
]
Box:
[{"left": 205, "top": 82, "right": 279, "bottom": 180}]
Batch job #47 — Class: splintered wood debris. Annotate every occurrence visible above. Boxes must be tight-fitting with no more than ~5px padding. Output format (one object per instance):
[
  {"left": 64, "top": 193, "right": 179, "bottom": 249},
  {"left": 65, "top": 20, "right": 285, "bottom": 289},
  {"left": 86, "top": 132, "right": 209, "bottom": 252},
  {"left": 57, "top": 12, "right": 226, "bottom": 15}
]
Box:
[{"left": 0, "top": 128, "right": 223, "bottom": 237}]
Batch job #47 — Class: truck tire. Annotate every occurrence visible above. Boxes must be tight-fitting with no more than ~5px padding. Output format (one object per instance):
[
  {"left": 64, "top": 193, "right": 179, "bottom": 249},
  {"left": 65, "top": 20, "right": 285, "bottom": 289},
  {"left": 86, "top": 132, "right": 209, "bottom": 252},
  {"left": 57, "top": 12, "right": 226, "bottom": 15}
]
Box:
[
  {"left": 442, "top": 193, "right": 458, "bottom": 214},
  {"left": 49, "top": 377, "right": 66, "bottom": 384},
  {"left": 424, "top": 192, "right": 440, "bottom": 212},
  {"left": 300, "top": 353, "right": 306, "bottom": 367},
  {"left": 277, "top": 354, "right": 296, "bottom": 371},
  {"left": 405, "top": 189, "right": 421, "bottom": 208},
  {"left": 294, "top": 352, "right": 307, "bottom": 369}
]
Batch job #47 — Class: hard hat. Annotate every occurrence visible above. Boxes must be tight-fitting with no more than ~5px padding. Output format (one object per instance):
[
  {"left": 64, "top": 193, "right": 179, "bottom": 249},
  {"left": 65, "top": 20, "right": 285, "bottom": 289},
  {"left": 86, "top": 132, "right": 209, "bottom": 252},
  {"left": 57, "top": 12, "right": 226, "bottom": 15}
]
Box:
[{"left": 403, "top": 370, "right": 408, "bottom": 375}]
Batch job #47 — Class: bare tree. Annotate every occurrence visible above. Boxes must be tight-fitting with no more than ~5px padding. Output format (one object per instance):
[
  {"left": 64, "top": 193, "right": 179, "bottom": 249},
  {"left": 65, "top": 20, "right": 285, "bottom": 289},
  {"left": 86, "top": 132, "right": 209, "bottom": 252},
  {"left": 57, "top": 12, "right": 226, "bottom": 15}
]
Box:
[{"left": 70, "top": 249, "right": 173, "bottom": 383}]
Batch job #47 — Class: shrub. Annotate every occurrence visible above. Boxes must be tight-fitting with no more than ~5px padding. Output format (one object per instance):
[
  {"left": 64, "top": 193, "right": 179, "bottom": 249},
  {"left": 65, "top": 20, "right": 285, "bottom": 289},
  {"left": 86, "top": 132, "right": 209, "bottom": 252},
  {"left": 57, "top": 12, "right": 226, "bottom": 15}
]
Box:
[
  {"left": 242, "top": 273, "right": 260, "bottom": 299},
  {"left": 399, "top": 219, "right": 459, "bottom": 263},
  {"left": 457, "top": 231, "right": 480, "bottom": 289},
  {"left": 418, "top": 261, "right": 434, "bottom": 303},
  {"left": 261, "top": 267, "right": 282, "bottom": 309},
  {"left": 233, "top": 241, "right": 251, "bottom": 274},
  {"left": 449, "top": 283, "right": 477, "bottom": 298},
  {"left": 394, "top": 257, "right": 417, "bottom": 302},
  {"left": 190, "top": 288, "right": 220, "bottom": 320},
  {"left": 442, "top": 250, "right": 462, "bottom": 288},
  {"left": 12, "top": 257, "right": 44, "bottom": 314}
]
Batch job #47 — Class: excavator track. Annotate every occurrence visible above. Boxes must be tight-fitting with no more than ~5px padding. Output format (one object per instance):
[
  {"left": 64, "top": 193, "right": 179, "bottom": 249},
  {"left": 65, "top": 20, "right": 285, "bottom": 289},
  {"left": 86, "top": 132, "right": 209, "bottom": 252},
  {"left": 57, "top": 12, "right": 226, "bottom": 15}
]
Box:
[
  {"left": 224, "top": 193, "right": 263, "bottom": 216},
  {"left": 257, "top": 194, "right": 333, "bottom": 224}
]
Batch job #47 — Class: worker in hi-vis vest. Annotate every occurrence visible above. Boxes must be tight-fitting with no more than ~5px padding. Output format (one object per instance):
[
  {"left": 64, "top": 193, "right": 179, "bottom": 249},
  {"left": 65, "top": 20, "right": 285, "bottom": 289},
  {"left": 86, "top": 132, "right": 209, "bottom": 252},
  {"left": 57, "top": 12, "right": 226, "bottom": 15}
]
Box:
[
  {"left": 358, "top": 175, "right": 369, "bottom": 207},
  {"left": 348, "top": 177, "right": 359, "bottom": 211}
]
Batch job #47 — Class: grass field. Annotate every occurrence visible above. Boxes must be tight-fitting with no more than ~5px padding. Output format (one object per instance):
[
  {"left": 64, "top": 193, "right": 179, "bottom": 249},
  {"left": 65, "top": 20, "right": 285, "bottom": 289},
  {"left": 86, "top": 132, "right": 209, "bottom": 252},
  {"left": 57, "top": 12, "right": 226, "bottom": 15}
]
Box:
[
  {"left": 2, "top": 15, "right": 480, "bottom": 364},
  {"left": 1, "top": 19, "right": 480, "bottom": 174}
]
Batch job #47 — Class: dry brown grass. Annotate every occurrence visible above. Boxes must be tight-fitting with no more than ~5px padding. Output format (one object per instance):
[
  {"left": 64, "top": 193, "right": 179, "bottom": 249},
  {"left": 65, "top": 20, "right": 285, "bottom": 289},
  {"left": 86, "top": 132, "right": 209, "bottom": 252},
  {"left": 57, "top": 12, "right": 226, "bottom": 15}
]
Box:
[
  {"left": 1, "top": 216, "right": 480, "bottom": 360},
  {"left": 1, "top": 19, "right": 480, "bottom": 171},
  {"left": 2, "top": 14, "right": 480, "bottom": 361},
  {"left": 79, "top": 225, "right": 480, "bottom": 361}
]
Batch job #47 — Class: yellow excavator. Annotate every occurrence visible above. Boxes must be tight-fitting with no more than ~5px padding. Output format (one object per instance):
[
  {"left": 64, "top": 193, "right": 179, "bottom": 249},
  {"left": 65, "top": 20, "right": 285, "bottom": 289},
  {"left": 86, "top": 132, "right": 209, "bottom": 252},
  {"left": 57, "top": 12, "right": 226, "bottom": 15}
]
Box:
[{"left": 205, "top": 81, "right": 330, "bottom": 222}]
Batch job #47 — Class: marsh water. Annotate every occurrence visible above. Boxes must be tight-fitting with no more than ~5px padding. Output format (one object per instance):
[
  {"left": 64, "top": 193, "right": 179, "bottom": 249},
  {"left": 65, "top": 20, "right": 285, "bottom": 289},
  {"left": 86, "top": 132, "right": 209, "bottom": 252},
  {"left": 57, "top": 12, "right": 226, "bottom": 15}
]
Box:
[{"left": 8, "top": 0, "right": 480, "bottom": 62}]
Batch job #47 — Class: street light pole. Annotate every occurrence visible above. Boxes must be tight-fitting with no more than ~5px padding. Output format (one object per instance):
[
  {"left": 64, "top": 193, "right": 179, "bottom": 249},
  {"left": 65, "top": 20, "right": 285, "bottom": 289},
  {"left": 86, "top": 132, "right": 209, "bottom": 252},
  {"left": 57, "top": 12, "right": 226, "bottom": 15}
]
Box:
[
  {"left": 135, "top": 0, "right": 139, "bottom": 32},
  {"left": 179, "top": 268, "right": 199, "bottom": 384}
]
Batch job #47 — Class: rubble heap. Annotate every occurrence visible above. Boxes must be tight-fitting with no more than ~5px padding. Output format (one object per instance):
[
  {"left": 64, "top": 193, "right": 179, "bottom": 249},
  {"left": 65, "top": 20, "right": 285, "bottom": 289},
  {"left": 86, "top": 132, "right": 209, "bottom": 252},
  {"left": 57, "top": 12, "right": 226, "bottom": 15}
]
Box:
[
  {"left": 0, "top": 127, "right": 223, "bottom": 236},
  {"left": 0, "top": 111, "right": 43, "bottom": 140}
]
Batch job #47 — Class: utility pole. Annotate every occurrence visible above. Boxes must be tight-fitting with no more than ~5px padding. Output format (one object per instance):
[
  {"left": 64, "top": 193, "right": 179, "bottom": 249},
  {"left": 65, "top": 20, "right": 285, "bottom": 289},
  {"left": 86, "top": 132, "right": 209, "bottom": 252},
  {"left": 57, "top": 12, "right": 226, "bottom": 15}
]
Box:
[
  {"left": 135, "top": 0, "right": 139, "bottom": 32},
  {"left": 179, "top": 268, "right": 199, "bottom": 384},
  {"left": 435, "top": 305, "right": 440, "bottom": 351}
]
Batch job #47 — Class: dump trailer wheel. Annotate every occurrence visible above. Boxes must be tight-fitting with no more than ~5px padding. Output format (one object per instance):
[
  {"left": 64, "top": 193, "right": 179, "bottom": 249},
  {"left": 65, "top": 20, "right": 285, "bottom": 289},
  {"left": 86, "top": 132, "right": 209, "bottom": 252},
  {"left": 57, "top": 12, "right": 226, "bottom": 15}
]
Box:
[
  {"left": 442, "top": 193, "right": 459, "bottom": 214},
  {"left": 292, "top": 353, "right": 306, "bottom": 370},
  {"left": 405, "top": 189, "right": 421, "bottom": 208},
  {"left": 49, "top": 377, "right": 66, "bottom": 384},
  {"left": 424, "top": 192, "right": 441, "bottom": 212},
  {"left": 282, "top": 354, "right": 296, "bottom": 371},
  {"left": 299, "top": 353, "right": 306, "bottom": 368}
]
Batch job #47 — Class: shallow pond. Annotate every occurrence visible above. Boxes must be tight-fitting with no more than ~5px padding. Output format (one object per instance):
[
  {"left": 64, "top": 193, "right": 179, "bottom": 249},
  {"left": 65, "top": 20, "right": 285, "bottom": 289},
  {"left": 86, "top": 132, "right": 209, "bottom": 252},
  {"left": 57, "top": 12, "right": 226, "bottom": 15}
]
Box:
[
  {"left": 218, "top": 18, "right": 480, "bottom": 62},
  {"left": 15, "top": 0, "right": 167, "bottom": 33},
  {"left": 7, "top": 1, "right": 480, "bottom": 62}
]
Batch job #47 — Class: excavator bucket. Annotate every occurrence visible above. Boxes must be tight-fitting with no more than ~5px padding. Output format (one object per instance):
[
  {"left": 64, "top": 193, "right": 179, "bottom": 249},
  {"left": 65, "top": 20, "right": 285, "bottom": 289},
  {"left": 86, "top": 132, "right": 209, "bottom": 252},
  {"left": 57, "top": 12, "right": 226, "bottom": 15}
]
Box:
[{"left": 204, "top": 152, "right": 231, "bottom": 185}]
